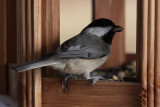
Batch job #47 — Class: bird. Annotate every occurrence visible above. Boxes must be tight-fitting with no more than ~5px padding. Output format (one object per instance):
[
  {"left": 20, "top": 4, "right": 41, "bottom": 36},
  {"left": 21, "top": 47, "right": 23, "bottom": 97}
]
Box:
[{"left": 12, "top": 18, "right": 123, "bottom": 90}]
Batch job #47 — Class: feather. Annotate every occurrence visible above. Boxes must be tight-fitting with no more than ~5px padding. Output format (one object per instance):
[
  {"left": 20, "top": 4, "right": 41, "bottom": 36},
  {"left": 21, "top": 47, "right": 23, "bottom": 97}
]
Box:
[{"left": 12, "top": 58, "right": 58, "bottom": 72}]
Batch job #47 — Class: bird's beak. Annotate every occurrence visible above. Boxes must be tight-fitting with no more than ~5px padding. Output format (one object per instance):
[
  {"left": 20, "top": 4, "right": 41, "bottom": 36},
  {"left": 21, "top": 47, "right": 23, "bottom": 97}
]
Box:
[{"left": 112, "top": 26, "right": 123, "bottom": 32}]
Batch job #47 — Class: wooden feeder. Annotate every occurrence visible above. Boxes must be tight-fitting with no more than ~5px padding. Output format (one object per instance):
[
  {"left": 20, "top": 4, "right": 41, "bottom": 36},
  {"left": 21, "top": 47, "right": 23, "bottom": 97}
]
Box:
[{"left": 0, "top": 0, "right": 160, "bottom": 107}]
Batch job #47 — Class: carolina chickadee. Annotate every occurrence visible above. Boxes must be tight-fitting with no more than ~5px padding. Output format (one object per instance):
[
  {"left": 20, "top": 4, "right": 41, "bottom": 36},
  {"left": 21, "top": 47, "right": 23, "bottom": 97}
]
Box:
[{"left": 12, "top": 18, "right": 123, "bottom": 89}]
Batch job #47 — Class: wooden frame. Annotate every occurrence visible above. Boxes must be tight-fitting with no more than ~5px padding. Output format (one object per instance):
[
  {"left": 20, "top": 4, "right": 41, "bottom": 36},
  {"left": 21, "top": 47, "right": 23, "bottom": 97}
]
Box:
[
  {"left": 15, "top": 0, "right": 160, "bottom": 106},
  {"left": 15, "top": 0, "right": 140, "bottom": 106},
  {"left": 42, "top": 78, "right": 141, "bottom": 107},
  {"left": 42, "top": 0, "right": 141, "bottom": 106},
  {"left": 16, "top": 0, "right": 60, "bottom": 106}
]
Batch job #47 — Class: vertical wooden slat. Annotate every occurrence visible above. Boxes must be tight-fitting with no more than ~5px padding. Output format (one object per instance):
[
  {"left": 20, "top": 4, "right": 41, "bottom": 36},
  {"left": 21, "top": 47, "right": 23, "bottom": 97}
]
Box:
[
  {"left": 136, "top": 0, "right": 148, "bottom": 106},
  {"left": 42, "top": 0, "right": 54, "bottom": 77},
  {"left": 33, "top": 0, "right": 42, "bottom": 106},
  {"left": 16, "top": 0, "right": 27, "bottom": 106},
  {"left": 155, "top": 0, "right": 160, "bottom": 106},
  {"left": 141, "top": 0, "right": 148, "bottom": 92},
  {"left": 136, "top": 0, "right": 143, "bottom": 82},
  {"left": 7, "top": 0, "right": 17, "bottom": 63},
  {"left": 52, "top": 0, "right": 60, "bottom": 48},
  {"left": 94, "top": 0, "right": 125, "bottom": 69},
  {"left": 0, "top": 0, "right": 7, "bottom": 94},
  {"left": 17, "top": 0, "right": 42, "bottom": 106},
  {"left": 7, "top": 0, "right": 18, "bottom": 100},
  {"left": 147, "top": 0, "right": 155, "bottom": 106},
  {"left": 42, "top": 0, "right": 60, "bottom": 77},
  {"left": 26, "top": 0, "right": 33, "bottom": 106}
]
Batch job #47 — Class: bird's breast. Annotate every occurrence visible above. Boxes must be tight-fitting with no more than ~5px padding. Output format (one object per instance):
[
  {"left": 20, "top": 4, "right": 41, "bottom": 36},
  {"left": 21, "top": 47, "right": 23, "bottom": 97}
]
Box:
[{"left": 63, "top": 55, "right": 110, "bottom": 74}]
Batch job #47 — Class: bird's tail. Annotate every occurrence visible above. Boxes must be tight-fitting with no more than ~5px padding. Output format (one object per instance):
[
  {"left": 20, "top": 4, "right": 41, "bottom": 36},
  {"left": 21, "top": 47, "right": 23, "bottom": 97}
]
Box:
[{"left": 12, "top": 58, "right": 57, "bottom": 72}]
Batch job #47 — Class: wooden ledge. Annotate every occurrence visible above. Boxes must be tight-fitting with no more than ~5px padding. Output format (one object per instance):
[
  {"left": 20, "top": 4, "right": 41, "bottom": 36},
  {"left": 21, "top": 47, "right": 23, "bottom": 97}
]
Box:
[{"left": 42, "top": 77, "right": 141, "bottom": 107}]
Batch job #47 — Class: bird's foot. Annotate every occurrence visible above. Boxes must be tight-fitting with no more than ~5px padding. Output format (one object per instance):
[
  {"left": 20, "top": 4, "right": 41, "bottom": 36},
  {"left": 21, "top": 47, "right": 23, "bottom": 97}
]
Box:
[
  {"left": 62, "top": 74, "right": 73, "bottom": 91},
  {"left": 90, "top": 75, "right": 105, "bottom": 87}
]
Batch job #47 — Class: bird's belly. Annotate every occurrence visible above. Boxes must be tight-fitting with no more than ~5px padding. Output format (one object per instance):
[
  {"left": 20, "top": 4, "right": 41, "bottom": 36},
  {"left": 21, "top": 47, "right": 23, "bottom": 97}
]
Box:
[{"left": 64, "top": 55, "right": 109, "bottom": 74}]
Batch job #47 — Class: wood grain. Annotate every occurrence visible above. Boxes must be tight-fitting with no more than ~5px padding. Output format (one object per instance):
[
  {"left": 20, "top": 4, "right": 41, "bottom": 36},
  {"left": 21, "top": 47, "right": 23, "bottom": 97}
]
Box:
[
  {"left": 136, "top": 0, "right": 148, "bottom": 106},
  {"left": 0, "top": 0, "right": 7, "bottom": 94},
  {"left": 16, "top": 0, "right": 42, "bottom": 106},
  {"left": 42, "top": 78, "right": 141, "bottom": 107},
  {"left": 141, "top": 0, "right": 148, "bottom": 93},
  {"left": 147, "top": 0, "right": 155, "bottom": 106},
  {"left": 155, "top": 0, "right": 160, "bottom": 106},
  {"left": 94, "top": 0, "right": 126, "bottom": 69},
  {"left": 33, "top": 0, "right": 42, "bottom": 106},
  {"left": 136, "top": 0, "right": 142, "bottom": 82},
  {"left": 16, "top": 0, "right": 27, "bottom": 106},
  {"left": 42, "top": 0, "right": 60, "bottom": 77},
  {"left": 26, "top": 0, "right": 33, "bottom": 106}
]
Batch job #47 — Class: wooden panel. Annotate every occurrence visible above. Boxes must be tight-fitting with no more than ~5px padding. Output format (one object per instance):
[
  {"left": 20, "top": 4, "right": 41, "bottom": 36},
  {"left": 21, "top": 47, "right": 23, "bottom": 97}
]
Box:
[
  {"left": 94, "top": 0, "right": 126, "bottom": 69},
  {"left": 42, "top": 0, "right": 60, "bottom": 77},
  {"left": 0, "top": 0, "right": 7, "bottom": 94},
  {"left": 16, "top": 0, "right": 42, "bottom": 106},
  {"left": 42, "top": 78, "right": 141, "bottom": 107},
  {"left": 155, "top": 0, "right": 160, "bottom": 106},
  {"left": 125, "top": 54, "right": 136, "bottom": 63},
  {"left": 136, "top": 0, "right": 148, "bottom": 106}
]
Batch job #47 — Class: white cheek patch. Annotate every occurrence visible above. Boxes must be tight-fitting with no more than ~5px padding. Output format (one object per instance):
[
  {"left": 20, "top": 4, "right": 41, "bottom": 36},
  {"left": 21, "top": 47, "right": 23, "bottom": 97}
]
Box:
[{"left": 85, "top": 27, "right": 112, "bottom": 37}]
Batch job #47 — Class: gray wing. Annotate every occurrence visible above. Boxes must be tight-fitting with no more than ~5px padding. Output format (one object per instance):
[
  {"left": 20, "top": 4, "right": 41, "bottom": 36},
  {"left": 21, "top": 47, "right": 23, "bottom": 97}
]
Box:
[{"left": 47, "top": 34, "right": 111, "bottom": 59}]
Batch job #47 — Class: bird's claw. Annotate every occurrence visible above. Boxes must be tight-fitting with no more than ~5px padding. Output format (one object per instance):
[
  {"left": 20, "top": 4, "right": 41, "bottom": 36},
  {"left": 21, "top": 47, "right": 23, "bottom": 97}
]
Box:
[
  {"left": 92, "top": 79, "right": 98, "bottom": 87},
  {"left": 62, "top": 74, "right": 73, "bottom": 91},
  {"left": 62, "top": 80, "right": 67, "bottom": 91},
  {"left": 90, "top": 75, "right": 105, "bottom": 87}
]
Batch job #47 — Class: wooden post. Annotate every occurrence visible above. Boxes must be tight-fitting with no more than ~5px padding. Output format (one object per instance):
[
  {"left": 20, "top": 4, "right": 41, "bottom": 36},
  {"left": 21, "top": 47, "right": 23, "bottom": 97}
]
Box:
[
  {"left": 136, "top": 0, "right": 142, "bottom": 82},
  {"left": 0, "top": 0, "right": 7, "bottom": 94},
  {"left": 94, "top": 0, "right": 126, "bottom": 69},
  {"left": 42, "top": 0, "right": 60, "bottom": 77},
  {"left": 16, "top": 0, "right": 27, "bottom": 106},
  {"left": 136, "top": 0, "right": 148, "bottom": 106},
  {"left": 33, "top": 0, "right": 42, "bottom": 106},
  {"left": 155, "top": 0, "right": 160, "bottom": 106},
  {"left": 16, "top": 0, "right": 42, "bottom": 106},
  {"left": 137, "top": 0, "right": 160, "bottom": 106},
  {"left": 26, "top": 0, "right": 33, "bottom": 106},
  {"left": 147, "top": 0, "right": 155, "bottom": 106}
]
